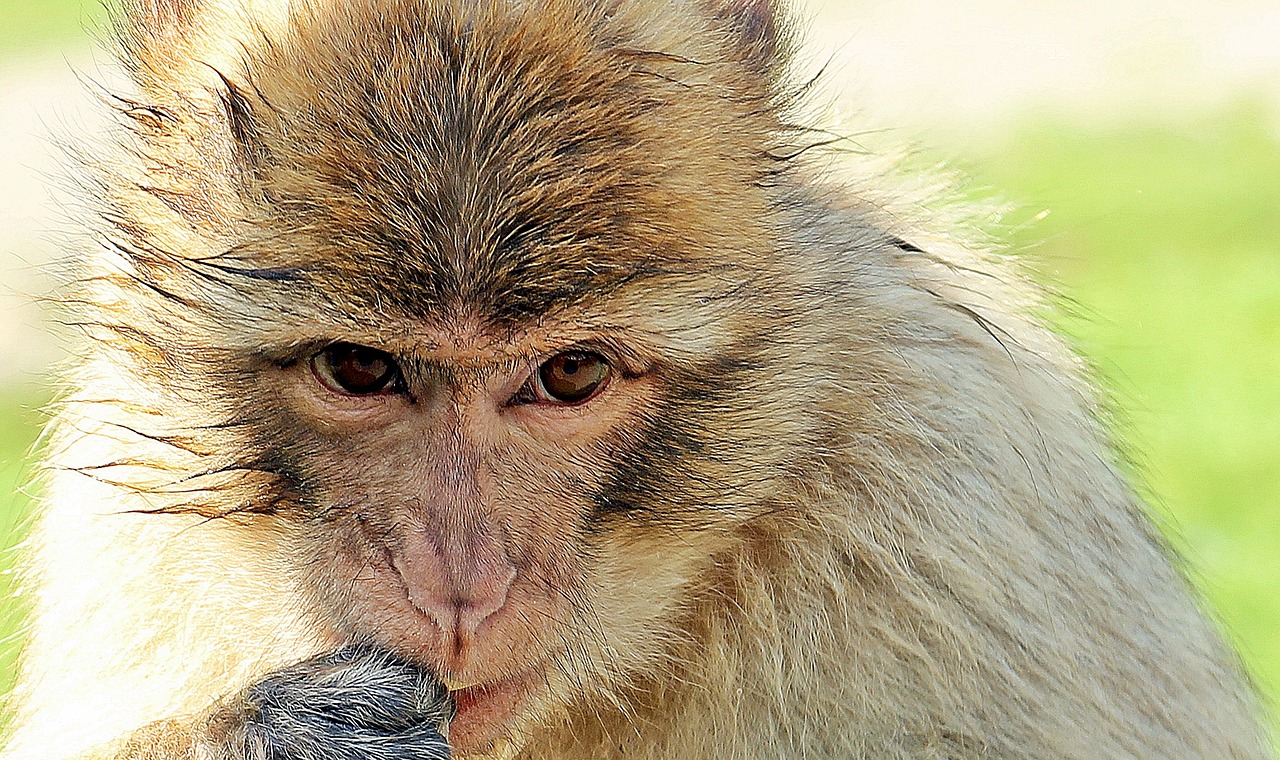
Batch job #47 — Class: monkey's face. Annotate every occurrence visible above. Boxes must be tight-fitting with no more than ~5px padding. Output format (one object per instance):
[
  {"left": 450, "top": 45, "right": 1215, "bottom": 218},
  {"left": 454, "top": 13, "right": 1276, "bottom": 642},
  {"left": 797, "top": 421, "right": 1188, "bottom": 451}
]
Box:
[
  {"left": 248, "top": 296, "right": 796, "bottom": 751},
  {"left": 263, "top": 320, "right": 652, "bottom": 749}
]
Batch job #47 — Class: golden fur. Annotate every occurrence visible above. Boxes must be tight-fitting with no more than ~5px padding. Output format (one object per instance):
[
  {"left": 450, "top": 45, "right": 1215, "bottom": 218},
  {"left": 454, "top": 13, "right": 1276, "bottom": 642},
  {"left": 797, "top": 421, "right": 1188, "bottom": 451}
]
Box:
[{"left": 2, "top": 0, "right": 1271, "bottom": 757}]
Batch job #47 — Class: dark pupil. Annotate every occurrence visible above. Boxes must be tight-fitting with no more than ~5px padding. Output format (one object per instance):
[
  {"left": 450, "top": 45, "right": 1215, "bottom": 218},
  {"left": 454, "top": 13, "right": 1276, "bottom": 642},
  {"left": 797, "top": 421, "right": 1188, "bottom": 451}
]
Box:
[
  {"left": 328, "top": 345, "right": 394, "bottom": 393},
  {"left": 540, "top": 352, "right": 607, "bottom": 403}
]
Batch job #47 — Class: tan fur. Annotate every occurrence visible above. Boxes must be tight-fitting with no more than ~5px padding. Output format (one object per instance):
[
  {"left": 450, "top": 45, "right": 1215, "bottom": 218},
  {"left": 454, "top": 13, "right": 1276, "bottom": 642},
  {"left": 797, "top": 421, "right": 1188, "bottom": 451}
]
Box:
[{"left": 2, "top": 0, "right": 1272, "bottom": 758}]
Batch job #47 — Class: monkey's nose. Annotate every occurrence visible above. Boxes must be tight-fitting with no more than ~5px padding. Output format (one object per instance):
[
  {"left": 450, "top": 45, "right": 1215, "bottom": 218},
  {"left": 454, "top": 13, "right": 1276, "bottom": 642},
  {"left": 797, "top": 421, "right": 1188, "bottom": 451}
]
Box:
[{"left": 388, "top": 530, "right": 518, "bottom": 647}]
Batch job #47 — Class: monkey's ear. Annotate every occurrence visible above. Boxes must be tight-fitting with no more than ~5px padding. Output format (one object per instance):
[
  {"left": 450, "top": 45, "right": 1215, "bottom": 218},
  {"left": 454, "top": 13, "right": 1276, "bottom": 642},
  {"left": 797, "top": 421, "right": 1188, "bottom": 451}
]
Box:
[
  {"left": 704, "top": 0, "right": 792, "bottom": 80},
  {"left": 109, "top": 0, "right": 276, "bottom": 214}
]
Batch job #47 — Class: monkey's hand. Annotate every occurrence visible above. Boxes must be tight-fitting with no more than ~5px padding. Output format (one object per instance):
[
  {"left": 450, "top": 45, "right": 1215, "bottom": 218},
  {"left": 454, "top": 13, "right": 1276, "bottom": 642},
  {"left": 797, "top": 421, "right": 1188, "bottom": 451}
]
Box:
[{"left": 204, "top": 647, "right": 453, "bottom": 760}]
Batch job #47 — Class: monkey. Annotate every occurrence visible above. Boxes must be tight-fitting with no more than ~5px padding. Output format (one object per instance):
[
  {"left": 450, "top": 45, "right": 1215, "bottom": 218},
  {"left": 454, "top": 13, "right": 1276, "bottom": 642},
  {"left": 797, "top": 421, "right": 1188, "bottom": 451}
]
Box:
[{"left": 0, "top": 0, "right": 1272, "bottom": 757}]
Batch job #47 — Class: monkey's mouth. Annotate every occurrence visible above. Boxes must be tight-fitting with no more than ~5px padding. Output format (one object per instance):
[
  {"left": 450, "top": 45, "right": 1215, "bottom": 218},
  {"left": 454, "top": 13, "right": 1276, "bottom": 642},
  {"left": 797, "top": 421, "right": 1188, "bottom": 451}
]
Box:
[{"left": 444, "top": 670, "right": 540, "bottom": 754}]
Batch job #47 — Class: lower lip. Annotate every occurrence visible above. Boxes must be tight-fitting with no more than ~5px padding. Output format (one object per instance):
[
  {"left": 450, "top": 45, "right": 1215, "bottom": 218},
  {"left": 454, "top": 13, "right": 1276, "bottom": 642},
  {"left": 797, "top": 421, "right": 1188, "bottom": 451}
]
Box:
[{"left": 447, "top": 673, "right": 538, "bottom": 754}]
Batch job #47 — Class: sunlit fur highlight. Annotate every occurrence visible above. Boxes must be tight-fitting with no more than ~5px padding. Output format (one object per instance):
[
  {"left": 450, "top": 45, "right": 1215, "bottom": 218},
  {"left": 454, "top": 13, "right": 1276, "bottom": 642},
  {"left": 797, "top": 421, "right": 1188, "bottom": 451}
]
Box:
[{"left": 2, "top": 0, "right": 1272, "bottom": 758}]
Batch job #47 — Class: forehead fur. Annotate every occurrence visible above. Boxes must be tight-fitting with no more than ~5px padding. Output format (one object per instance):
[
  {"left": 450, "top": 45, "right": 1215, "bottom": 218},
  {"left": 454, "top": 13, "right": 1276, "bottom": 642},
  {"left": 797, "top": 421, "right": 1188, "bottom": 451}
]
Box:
[{"left": 116, "top": 0, "right": 792, "bottom": 329}]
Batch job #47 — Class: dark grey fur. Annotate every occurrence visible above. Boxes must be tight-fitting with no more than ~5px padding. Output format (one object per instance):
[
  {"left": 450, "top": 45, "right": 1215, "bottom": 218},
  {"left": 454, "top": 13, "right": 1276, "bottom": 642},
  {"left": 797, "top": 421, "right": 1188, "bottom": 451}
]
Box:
[{"left": 209, "top": 649, "right": 452, "bottom": 760}]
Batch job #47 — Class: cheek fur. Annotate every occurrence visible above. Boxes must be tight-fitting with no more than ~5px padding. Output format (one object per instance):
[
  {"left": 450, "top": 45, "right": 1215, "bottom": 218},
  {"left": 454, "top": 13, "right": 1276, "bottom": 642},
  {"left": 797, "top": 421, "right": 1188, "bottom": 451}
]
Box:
[{"left": 590, "top": 347, "right": 780, "bottom": 528}]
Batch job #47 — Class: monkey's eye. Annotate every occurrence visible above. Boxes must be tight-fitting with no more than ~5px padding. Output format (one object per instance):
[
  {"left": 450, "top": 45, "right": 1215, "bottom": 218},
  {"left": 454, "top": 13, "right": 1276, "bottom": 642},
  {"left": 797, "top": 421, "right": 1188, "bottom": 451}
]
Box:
[
  {"left": 518, "top": 351, "right": 611, "bottom": 405},
  {"left": 311, "top": 343, "right": 402, "bottom": 396}
]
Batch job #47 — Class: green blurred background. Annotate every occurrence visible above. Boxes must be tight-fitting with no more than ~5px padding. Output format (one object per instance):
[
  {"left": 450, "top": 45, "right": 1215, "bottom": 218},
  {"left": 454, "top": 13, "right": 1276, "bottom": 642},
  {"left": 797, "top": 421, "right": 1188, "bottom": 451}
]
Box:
[{"left": 0, "top": 0, "right": 1276, "bottom": 745}]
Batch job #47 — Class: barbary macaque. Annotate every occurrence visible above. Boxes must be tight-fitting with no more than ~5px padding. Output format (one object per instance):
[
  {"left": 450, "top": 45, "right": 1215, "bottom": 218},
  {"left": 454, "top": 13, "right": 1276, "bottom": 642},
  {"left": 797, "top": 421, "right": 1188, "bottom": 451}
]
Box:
[{"left": 1, "top": 0, "right": 1272, "bottom": 757}]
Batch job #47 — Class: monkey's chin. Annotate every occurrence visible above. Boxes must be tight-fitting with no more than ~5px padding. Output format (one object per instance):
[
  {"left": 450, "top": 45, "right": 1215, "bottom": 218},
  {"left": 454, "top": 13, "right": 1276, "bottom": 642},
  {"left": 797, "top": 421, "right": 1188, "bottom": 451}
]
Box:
[{"left": 446, "top": 671, "right": 540, "bottom": 757}]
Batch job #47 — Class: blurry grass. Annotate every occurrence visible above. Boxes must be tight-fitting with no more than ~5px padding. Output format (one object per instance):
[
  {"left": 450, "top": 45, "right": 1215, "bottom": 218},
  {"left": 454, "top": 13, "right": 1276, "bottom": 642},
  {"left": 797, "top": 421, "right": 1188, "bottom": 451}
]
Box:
[
  {"left": 957, "top": 101, "right": 1280, "bottom": 730},
  {"left": 0, "top": 389, "right": 48, "bottom": 701},
  {"left": 0, "top": 0, "right": 106, "bottom": 56}
]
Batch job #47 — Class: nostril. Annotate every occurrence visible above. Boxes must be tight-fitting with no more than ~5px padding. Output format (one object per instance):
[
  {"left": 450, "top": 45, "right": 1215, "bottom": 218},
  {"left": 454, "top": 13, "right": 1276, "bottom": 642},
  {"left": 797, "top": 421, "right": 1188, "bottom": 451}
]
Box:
[
  {"left": 386, "top": 537, "right": 518, "bottom": 644},
  {"left": 450, "top": 563, "right": 517, "bottom": 638}
]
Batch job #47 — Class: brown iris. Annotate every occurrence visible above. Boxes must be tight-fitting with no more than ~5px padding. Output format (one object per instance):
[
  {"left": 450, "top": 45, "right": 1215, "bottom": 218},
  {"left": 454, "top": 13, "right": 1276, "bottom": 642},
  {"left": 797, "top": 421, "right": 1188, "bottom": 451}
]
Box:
[
  {"left": 311, "top": 343, "right": 401, "bottom": 395},
  {"left": 536, "top": 351, "right": 611, "bottom": 404}
]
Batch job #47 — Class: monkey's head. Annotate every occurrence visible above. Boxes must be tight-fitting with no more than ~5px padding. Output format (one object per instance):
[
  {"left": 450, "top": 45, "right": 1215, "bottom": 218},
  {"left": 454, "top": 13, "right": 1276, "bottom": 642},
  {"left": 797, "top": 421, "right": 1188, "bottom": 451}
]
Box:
[{"left": 84, "top": 0, "right": 825, "bottom": 752}]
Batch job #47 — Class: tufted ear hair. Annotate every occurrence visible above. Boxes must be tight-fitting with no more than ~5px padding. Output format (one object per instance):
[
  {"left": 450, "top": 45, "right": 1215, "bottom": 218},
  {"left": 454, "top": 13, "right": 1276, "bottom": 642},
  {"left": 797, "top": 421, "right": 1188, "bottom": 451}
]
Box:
[
  {"left": 120, "top": 0, "right": 205, "bottom": 41},
  {"left": 703, "top": 0, "right": 792, "bottom": 81},
  {"left": 114, "top": 0, "right": 287, "bottom": 92},
  {"left": 116, "top": 0, "right": 206, "bottom": 77},
  {"left": 98, "top": 0, "right": 284, "bottom": 241}
]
